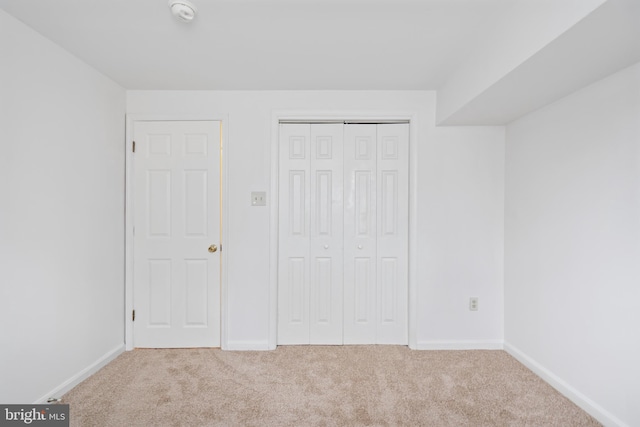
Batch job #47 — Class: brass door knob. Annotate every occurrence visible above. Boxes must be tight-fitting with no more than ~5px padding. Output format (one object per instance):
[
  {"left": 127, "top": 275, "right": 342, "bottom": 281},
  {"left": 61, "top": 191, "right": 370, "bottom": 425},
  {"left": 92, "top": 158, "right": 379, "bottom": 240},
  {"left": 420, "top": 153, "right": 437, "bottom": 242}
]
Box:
[{"left": 208, "top": 244, "right": 218, "bottom": 253}]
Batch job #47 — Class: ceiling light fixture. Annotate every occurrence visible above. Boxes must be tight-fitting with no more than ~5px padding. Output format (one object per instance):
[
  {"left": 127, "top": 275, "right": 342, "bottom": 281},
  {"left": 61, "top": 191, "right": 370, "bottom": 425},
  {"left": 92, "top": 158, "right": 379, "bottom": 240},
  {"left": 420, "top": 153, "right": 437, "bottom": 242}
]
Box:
[{"left": 169, "top": 0, "right": 197, "bottom": 23}]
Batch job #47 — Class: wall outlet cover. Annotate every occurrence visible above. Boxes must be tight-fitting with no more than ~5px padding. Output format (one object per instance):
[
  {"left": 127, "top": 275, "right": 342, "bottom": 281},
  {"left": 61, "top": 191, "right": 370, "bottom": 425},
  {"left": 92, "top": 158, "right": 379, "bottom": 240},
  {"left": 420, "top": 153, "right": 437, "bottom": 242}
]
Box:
[{"left": 251, "top": 191, "right": 267, "bottom": 206}]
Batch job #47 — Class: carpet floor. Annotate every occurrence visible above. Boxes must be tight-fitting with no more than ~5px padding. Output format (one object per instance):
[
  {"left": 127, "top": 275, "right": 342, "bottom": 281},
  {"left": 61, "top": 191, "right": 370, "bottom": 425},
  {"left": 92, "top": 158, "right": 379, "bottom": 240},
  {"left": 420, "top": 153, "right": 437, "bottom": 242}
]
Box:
[{"left": 62, "top": 347, "right": 600, "bottom": 426}]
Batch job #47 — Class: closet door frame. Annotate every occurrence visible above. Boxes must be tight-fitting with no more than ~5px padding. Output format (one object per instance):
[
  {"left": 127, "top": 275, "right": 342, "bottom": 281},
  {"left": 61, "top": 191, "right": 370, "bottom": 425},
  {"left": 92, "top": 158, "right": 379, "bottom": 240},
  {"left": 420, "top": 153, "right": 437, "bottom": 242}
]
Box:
[{"left": 269, "top": 111, "right": 419, "bottom": 350}]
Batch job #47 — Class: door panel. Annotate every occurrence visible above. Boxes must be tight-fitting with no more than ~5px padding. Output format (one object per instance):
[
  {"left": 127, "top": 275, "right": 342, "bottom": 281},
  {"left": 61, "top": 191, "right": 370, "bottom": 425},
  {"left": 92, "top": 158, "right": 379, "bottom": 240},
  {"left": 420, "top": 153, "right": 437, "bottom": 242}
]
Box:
[
  {"left": 288, "top": 257, "right": 306, "bottom": 323},
  {"left": 147, "top": 170, "right": 172, "bottom": 236},
  {"left": 309, "top": 124, "right": 343, "bottom": 344},
  {"left": 376, "top": 124, "right": 409, "bottom": 344},
  {"left": 134, "top": 120, "right": 221, "bottom": 348},
  {"left": 278, "top": 124, "right": 311, "bottom": 344},
  {"left": 184, "top": 170, "right": 208, "bottom": 236},
  {"left": 344, "top": 125, "right": 378, "bottom": 344},
  {"left": 184, "top": 259, "right": 208, "bottom": 325},
  {"left": 148, "top": 259, "right": 171, "bottom": 326}
]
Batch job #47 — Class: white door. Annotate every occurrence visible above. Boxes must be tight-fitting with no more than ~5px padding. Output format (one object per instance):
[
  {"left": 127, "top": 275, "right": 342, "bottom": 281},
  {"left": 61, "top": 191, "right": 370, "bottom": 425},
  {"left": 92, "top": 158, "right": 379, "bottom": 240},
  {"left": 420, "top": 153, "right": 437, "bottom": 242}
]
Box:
[
  {"left": 277, "top": 124, "right": 310, "bottom": 344},
  {"left": 343, "top": 123, "right": 409, "bottom": 344},
  {"left": 309, "top": 124, "right": 344, "bottom": 344},
  {"left": 278, "top": 124, "right": 344, "bottom": 344},
  {"left": 278, "top": 122, "right": 409, "bottom": 345},
  {"left": 133, "top": 120, "right": 221, "bottom": 348},
  {"left": 343, "top": 124, "right": 378, "bottom": 343}
]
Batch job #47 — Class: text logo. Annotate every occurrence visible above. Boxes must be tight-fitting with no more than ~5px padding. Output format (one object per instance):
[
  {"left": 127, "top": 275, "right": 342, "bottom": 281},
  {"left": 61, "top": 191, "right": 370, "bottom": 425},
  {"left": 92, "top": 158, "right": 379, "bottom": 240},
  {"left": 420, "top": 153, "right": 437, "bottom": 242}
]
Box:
[{"left": 0, "top": 405, "right": 69, "bottom": 427}]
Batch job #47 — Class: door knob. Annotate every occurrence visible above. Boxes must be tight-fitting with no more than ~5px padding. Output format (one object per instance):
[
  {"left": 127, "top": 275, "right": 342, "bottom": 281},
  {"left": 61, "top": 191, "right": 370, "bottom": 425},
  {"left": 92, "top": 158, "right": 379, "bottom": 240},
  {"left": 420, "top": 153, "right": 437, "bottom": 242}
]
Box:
[
  {"left": 208, "top": 244, "right": 218, "bottom": 253},
  {"left": 358, "top": 245, "right": 363, "bottom": 250},
  {"left": 324, "top": 245, "right": 329, "bottom": 249}
]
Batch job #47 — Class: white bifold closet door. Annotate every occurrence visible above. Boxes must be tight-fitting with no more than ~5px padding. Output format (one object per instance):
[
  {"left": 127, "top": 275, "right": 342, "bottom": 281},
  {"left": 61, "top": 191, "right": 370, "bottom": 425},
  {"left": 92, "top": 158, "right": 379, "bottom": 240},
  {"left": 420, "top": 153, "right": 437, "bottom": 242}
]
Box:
[
  {"left": 278, "top": 124, "right": 344, "bottom": 344},
  {"left": 343, "top": 124, "right": 409, "bottom": 344},
  {"left": 278, "top": 123, "right": 408, "bottom": 345}
]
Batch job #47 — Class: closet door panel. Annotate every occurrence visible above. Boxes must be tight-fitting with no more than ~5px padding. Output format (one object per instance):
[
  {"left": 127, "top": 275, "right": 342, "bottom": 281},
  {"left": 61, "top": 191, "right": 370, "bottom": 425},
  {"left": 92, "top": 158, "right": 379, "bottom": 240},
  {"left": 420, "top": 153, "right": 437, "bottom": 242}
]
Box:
[
  {"left": 278, "top": 124, "right": 311, "bottom": 344},
  {"left": 309, "top": 124, "right": 344, "bottom": 344},
  {"left": 343, "top": 125, "right": 377, "bottom": 344},
  {"left": 376, "top": 124, "right": 409, "bottom": 344}
]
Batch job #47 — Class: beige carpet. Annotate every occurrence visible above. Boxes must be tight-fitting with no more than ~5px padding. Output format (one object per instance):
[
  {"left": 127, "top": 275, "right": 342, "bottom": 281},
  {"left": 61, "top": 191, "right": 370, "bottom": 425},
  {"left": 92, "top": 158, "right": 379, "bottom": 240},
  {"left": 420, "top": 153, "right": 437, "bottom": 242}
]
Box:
[{"left": 62, "top": 347, "right": 600, "bottom": 426}]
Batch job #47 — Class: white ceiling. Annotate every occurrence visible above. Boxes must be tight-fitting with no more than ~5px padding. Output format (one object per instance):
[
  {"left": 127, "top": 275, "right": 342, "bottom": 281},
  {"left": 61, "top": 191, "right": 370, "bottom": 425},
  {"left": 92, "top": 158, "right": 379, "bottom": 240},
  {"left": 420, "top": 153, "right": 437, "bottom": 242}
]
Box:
[{"left": 0, "top": 0, "right": 515, "bottom": 90}]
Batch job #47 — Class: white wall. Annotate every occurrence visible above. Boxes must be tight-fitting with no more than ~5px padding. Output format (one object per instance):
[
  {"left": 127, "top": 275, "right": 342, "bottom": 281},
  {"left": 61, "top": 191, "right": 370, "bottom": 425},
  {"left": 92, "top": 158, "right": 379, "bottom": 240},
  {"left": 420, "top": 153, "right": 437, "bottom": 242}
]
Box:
[
  {"left": 505, "top": 61, "right": 640, "bottom": 427},
  {"left": 127, "top": 90, "right": 505, "bottom": 350},
  {"left": 436, "top": 0, "right": 605, "bottom": 124},
  {"left": 418, "top": 126, "right": 504, "bottom": 348},
  {"left": 438, "top": 0, "right": 640, "bottom": 126},
  {"left": 0, "top": 10, "right": 125, "bottom": 403}
]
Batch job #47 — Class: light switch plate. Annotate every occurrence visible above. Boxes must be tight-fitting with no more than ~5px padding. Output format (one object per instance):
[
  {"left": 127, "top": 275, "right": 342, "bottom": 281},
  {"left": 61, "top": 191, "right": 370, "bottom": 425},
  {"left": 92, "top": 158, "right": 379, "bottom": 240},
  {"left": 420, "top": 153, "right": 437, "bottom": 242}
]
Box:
[{"left": 251, "top": 191, "right": 267, "bottom": 206}]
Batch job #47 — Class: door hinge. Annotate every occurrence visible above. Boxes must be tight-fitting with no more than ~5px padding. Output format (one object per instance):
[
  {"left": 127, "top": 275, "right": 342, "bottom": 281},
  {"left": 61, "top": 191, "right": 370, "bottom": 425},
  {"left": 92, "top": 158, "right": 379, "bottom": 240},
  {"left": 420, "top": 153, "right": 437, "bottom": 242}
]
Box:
[
  {"left": 132, "top": 141, "right": 136, "bottom": 153},
  {"left": 132, "top": 310, "right": 135, "bottom": 322}
]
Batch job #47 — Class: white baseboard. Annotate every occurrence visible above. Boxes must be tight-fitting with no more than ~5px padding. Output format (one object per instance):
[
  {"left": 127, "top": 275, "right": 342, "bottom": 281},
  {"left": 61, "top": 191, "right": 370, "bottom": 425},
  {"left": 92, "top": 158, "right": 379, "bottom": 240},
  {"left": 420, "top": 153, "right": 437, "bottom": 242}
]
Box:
[
  {"left": 415, "top": 340, "right": 504, "bottom": 350},
  {"left": 34, "top": 344, "right": 125, "bottom": 404},
  {"left": 224, "top": 341, "right": 272, "bottom": 351},
  {"left": 504, "top": 342, "right": 627, "bottom": 427}
]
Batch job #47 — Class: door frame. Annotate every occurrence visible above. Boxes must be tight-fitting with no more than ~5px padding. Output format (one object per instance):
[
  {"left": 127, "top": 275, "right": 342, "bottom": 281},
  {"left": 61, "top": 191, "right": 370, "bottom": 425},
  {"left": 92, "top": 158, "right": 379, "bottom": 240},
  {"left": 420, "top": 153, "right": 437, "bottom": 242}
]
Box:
[
  {"left": 269, "top": 111, "right": 419, "bottom": 350},
  {"left": 124, "top": 113, "right": 230, "bottom": 350}
]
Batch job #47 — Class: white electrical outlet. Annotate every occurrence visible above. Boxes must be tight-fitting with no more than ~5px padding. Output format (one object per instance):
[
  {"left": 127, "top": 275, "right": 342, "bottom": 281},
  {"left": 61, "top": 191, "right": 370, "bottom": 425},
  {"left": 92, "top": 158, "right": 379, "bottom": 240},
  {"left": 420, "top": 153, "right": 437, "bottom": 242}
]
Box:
[
  {"left": 251, "top": 191, "right": 267, "bottom": 206},
  {"left": 469, "top": 297, "right": 479, "bottom": 311}
]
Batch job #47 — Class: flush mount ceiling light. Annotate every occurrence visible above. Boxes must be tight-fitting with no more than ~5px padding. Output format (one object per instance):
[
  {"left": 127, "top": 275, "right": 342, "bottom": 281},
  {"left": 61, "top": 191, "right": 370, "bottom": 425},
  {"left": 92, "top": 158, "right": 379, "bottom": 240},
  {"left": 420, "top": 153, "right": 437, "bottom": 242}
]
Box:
[{"left": 169, "top": 0, "right": 197, "bottom": 22}]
